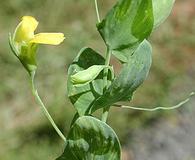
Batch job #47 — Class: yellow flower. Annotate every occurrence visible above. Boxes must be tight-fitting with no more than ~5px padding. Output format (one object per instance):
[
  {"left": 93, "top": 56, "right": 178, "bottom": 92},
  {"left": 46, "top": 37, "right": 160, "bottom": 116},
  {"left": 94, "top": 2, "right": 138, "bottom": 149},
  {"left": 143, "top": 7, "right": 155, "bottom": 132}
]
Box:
[
  {"left": 14, "top": 16, "right": 65, "bottom": 45},
  {"left": 9, "top": 16, "right": 65, "bottom": 73}
]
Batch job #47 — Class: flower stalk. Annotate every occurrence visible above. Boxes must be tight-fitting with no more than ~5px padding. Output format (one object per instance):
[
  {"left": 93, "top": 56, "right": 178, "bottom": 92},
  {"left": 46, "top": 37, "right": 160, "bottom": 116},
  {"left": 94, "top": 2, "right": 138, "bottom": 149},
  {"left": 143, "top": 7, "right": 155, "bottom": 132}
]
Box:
[
  {"left": 9, "top": 16, "right": 66, "bottom": 142},
  {"left": 30, "top": 71, "right": 66, "bottom": 142}
]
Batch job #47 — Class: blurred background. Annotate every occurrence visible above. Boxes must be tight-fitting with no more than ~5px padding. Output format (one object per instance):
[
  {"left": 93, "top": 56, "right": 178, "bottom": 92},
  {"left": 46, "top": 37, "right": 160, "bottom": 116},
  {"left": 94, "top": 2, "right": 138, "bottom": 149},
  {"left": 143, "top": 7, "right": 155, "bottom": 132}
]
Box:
[{"left": 0, "top": 0, "right": 195, "bottom": 159}]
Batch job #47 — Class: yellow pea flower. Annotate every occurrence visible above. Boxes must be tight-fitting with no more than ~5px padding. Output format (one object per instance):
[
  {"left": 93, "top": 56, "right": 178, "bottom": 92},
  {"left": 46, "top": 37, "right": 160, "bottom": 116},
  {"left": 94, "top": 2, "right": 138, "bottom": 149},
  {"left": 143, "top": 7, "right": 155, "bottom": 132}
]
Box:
[{"left": 9, "top": 16, "right": 65, "bottom": 73}]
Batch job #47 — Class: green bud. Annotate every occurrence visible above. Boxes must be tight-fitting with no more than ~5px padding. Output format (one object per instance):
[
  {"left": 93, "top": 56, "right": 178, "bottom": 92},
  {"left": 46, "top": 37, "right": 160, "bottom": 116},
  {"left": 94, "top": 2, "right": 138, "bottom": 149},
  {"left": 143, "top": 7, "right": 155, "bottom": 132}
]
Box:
[
  {"left": 71, "top": 65, "right": 109, "bottom": 86},
  {"left": 9, "top": 33, "right": 37, "bottom": 73}
]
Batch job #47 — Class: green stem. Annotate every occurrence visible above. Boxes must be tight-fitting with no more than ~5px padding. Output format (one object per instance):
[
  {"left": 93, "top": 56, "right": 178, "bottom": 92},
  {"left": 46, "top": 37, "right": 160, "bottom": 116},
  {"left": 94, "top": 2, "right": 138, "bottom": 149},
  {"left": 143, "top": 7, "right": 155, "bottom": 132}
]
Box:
[
  {"left": 30, "top": 71, "right": 66, "bottom": 142},
  {"left": 94, "top": 0, "right": 101, "bottom": 23},
  {"left": 103, "top": 48, "right": 111, "bottom": 90},
  {"left": 101, "top": 48, "right": 112, "bottom": 123},
  {"left": 94, "top": 0, "right": 111, "bottom": 122}
]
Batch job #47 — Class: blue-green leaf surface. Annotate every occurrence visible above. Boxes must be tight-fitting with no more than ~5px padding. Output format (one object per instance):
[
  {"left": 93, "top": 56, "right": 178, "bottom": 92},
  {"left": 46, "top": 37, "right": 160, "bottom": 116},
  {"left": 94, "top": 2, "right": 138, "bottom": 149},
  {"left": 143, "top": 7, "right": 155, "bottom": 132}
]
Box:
[
  {"left": 91, "top": 40, "right": 152, "bottom": 112},
  {"left": 56, "top": 116, "right": 121, "bottom": 160},
  {"left": 97, "top": 0, "right": 153, "bottom": 62},
  {"left": 67, "top": 47, "right": 113, "bottom": 116},
  {"left": 153, "top": 0, "right": 175, "bottom": 29}
]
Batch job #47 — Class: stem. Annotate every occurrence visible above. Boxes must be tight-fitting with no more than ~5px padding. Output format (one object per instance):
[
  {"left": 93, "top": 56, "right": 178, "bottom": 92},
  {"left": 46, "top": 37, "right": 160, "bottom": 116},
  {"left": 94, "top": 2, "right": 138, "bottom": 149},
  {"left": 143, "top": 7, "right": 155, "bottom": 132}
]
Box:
[
  {"left": 103, "top": 47, "right": 112, "bottom": 90},
  {"left": 30, "top": 71, "right": 66, "bottom": 142},
  {"left": 94, "top": 0, "right": 101, "bottom": 23},
  {"left": 94, "top": 0, "right": 111, "bottom": 122},
  {"left": 101, "top": 48, "right": 112, "bottom": 123}
]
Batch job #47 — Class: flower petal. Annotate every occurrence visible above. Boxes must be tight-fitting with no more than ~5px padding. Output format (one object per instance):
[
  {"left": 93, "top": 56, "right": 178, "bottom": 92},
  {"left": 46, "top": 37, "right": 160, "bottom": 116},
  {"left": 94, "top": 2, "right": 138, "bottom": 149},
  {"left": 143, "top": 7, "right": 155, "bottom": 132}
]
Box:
[
  {"left": 14, "top": 16, "right": 38, "bottom": 43},
  {"left": 30, "top": 33, "right": 65, "bottom": 45}
]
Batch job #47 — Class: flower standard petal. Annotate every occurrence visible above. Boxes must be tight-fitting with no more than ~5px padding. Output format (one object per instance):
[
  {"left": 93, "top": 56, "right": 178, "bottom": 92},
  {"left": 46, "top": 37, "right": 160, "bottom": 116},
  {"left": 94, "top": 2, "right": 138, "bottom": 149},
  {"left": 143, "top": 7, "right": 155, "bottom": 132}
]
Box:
[
  {"left": 14, "top": 16, "right": 38, "bottom": 43},
  {"left": 30, "top": 33, "right": 65, "bottom": 45}
]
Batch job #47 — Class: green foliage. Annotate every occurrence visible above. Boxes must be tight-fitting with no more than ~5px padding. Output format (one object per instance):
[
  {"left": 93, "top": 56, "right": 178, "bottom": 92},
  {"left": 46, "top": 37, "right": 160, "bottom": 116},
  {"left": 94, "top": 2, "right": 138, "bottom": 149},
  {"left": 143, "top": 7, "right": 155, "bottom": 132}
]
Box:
[
  {"left": 152, "top": 0, "right": 175, "bottom": 29},
  {"left": 67, "top": 47, "right": 113, "bottom": 116},
  {"left": 7, "top": 0, "right": 178, "bottom": 159},
  {"left": 97, "top": 0, "right": 154, "bottom": 62},
  {"left": 91, "top": 40, "right": 152, "bottom": 112},
  {"left": 57, "top": 116, "right": 121, "bottom": 160},
  {"left": 3, "top": 1, "right": 194, "bottom": 160},
  {"left": 57, "top": 0, "right": 175, "bottom": 159}
]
